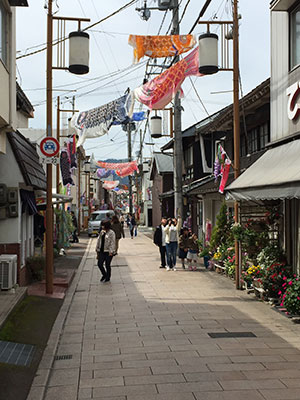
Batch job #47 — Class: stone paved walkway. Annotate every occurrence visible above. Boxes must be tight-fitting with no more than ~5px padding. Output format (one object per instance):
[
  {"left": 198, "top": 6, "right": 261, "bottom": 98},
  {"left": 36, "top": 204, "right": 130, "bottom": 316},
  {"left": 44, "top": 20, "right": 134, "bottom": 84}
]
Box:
[{"left": 28, "top": 231, "right": 300, "bottom": 400}]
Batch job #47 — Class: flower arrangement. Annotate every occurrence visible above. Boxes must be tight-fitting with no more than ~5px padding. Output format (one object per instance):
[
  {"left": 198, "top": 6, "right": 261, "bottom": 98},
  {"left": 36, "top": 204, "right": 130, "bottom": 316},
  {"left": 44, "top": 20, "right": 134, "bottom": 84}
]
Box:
[
  {"left": 241, "top": 264, "right": 262, "bottom": 287},
  {"left": 224, "top": 254, "right": 236, "bottom": 278},
  {"left": 279, "top": 276, "right": 300, "bottom": 315},
  {"left": 213, "top": 251, "right": 222, "bottom": 260},
  {"left": 265, "top": 206, "right": 282, "bottom": 226},
  {"left": 262, "top": 262, "right": 293, "bottom": 299}
]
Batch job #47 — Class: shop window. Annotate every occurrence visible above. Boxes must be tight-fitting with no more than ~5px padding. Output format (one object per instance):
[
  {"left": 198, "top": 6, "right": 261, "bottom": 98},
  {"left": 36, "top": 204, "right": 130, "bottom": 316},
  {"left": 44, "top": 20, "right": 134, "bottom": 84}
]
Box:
[
  {"left": 259, "top": 122, "right": 270, "bottom": 149},
  {"left": 290, "top": 4, "right": 300, "bottom": 69},
  {"left": 248, "top": 128, "right": 258, "bottom": 154},
  {"left": 184, "top": 146, "right": 194, "bottom": 180},
  {"left": 0, "top": 1, "right": 8, "bottom": 66}
]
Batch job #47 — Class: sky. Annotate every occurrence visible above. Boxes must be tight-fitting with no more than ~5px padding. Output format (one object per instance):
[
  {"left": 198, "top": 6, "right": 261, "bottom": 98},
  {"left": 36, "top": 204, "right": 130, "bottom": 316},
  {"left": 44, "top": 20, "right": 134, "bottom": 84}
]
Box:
[{"left": 16, "top": 0, "right": 270, "bottom": 161}]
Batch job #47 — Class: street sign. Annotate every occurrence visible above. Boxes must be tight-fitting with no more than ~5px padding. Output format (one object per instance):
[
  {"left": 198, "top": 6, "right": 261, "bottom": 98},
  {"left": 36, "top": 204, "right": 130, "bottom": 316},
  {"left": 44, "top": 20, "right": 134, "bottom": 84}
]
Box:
[
  {"left": 41, "top": 156, "right": 59, "bottom": 165},
  {"left": 40, "top": 137, "right": 60, "bottom": 157}
]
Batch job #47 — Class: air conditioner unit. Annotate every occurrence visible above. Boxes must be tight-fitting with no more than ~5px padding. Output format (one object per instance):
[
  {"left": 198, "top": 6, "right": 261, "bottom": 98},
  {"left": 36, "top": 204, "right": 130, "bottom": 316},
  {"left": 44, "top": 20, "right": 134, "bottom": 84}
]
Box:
[{"left": 0, "top": 255, "right": 17, "bottom": 290}]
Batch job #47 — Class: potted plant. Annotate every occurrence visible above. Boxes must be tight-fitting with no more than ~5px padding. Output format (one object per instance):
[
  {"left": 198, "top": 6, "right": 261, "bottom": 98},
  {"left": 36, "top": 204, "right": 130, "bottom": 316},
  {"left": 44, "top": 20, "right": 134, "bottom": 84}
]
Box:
[{"left": 26, "top": 256, "right": 46, "bottom": 282}]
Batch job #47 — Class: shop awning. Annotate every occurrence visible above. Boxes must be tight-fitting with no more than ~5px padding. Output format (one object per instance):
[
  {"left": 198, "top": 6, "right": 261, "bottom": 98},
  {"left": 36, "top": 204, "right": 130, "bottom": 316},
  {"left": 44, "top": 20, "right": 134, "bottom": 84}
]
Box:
[{"left": 226, "top": 140, "right": 300, "bottom": 201}]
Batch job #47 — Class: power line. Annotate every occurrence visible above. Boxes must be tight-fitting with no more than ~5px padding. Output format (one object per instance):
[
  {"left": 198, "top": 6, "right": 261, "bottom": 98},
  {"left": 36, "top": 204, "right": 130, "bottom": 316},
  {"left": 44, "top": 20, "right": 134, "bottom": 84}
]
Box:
[{"left": 16, "top": 0, "right": 137, "bottom": 60}]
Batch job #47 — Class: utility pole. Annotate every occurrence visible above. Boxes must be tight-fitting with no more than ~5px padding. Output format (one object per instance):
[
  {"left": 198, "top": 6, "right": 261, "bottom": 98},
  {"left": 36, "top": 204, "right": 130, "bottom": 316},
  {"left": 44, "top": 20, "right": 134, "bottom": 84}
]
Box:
[
  {"left": 56, "top": 96, "right": 60, "bottom": 194},
  {"left": 46, "top": 0, "right": 53, "bottom": 294},
  {"left": 172, "top": 0, "right": 183, "bottom": 218},
  {"left": 233, "top": 0, "right": 241, "bottom": 289},
  {"left": 127, "top": 124, "right": 133, "bottom": 214}
]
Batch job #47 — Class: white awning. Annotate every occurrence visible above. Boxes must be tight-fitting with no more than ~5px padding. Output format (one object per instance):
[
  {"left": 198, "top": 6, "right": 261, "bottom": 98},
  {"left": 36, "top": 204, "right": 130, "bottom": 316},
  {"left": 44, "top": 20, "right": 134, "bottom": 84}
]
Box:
[{"left": 226, "top": 139, "right": 300, "bottom": 201}]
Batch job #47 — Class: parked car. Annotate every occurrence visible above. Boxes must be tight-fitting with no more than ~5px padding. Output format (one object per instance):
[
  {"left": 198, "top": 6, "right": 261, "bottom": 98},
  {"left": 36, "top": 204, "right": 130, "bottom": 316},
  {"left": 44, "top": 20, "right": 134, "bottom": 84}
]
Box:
[{"left": 88, "top": 210, "right": 115, "bottom": 237}]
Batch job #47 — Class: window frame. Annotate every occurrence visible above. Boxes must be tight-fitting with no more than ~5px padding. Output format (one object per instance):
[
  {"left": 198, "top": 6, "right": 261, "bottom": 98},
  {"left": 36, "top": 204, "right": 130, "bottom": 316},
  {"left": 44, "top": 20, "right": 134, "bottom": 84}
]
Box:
[{"left": 290, "top": 3, "right": 300, "bottom": 71}]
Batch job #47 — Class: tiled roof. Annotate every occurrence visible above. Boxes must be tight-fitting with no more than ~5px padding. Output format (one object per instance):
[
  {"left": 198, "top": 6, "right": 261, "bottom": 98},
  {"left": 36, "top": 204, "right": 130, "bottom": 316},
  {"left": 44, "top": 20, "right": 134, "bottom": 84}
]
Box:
[
  {"left": 16, "top": 82, "right": 34, "bottom": 118},
  {"left": 8, "top": 131, "right": 46, "bottom": 190}
]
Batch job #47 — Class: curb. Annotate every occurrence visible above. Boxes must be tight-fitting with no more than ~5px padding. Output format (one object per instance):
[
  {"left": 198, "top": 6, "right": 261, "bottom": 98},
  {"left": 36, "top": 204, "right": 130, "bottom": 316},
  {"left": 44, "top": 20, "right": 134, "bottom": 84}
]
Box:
[
  {"left": 26, "top": 238, "right": 93, "bottom": 400},
  {"left": 0, "top": 286, "right": 28, "bottom": 330}
]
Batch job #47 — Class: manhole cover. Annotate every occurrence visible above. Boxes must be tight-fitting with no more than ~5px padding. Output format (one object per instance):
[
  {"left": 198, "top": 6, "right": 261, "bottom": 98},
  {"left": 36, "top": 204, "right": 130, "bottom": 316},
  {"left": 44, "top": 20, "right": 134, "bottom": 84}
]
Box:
[
  {"left": 0, "top": 340, "right": 35, "bottom": 367},
  {"left": 54, "top": 354, "right": 73, "bottom": 361},
  {"left": 208, "top": 332, "right": 256, "bottom": 339}
]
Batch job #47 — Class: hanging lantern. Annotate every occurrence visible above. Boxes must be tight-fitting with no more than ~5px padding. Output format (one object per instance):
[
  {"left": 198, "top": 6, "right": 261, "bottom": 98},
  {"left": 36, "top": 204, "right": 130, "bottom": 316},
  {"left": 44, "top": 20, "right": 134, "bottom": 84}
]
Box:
[
  {"left": 198, "top": 33, "right": 219, "bottom": 75},
  {"left": 151, "top": 113, "right": 162, "bottom": 139},
  {"left": 69, "top": 31, "right": 90, "bottom": 75}
]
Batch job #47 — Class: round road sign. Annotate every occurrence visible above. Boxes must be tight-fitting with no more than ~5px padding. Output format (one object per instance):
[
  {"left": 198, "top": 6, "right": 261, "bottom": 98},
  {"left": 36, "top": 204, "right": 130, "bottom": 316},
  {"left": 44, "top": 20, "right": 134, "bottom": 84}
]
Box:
[{"left": 40, "top": 137, "right": 60, "bottom": 157}]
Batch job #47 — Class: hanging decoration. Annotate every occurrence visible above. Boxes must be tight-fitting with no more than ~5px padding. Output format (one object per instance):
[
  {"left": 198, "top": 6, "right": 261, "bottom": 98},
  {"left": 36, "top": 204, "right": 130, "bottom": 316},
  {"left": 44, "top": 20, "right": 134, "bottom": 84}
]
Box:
[
  {"left": 214, "top": 144, "right": 232, "bottom": 194},
  {"left": 112, "top": 111, "right": 147, "bottom": 125},
  {"left": 115, "top": 163, "right": 139, "bottom": 177},
  {"left": 71, "top": 92, "right": 134, "bottom": 146},
  {"left": 97, "top": 168, "right": 114, "bottom": 179},
  {"left": 60, "top": 150, "right": 74, "bottom": 186},
  {"left": 97, "top": 160, "right": 138, "bottom": 172},
  {"left": 134, "top": 47, "right": 201, "bottom": 109},
  {"left": 102, "top": 180, "right": 120, "bottom": 190},
  {"left": 128, "top": 34, "right": 196, "bottom": 63}
]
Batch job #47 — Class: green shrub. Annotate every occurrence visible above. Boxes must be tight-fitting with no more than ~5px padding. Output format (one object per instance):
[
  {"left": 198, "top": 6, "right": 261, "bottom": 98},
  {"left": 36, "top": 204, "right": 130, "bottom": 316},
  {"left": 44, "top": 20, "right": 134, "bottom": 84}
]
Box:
[{"left": 26, "top": 256, "right": 46, "bottom": 281}]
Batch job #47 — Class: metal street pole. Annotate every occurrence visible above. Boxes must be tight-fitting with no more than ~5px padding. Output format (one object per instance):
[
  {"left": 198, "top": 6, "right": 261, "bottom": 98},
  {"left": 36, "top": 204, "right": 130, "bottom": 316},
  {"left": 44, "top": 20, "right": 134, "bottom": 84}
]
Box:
[
  {"left": 127, "top": 124, "right": 133, "bottom": 214},
  {"left": 173, "top": 0, "right": 183, "bottom": 218},
  {"left": 46, "top": 0, "right": 53, "bottom": 294},
  {"left": 233, "top": 0, "right": 241, "bottom": 289}
]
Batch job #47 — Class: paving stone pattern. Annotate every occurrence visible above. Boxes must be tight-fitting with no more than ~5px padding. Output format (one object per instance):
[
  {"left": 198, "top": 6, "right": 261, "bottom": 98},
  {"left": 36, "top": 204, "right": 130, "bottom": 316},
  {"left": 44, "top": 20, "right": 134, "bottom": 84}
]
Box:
[{"left": 29, "top": 231, "right": 300, "bottom": 400}]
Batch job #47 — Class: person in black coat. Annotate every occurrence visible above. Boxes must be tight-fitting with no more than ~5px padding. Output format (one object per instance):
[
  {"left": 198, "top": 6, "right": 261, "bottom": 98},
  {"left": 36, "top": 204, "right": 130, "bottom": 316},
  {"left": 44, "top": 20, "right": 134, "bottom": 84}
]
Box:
[{"left": 153, "top": 217, "right": 167, "bottom": 269}]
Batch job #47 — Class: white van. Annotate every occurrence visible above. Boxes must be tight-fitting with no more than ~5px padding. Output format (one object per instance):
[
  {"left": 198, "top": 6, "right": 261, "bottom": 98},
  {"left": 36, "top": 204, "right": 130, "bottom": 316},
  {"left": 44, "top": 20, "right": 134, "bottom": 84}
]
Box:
[{"left": 88, "top": 210, "right": 115, "bottom": 236}]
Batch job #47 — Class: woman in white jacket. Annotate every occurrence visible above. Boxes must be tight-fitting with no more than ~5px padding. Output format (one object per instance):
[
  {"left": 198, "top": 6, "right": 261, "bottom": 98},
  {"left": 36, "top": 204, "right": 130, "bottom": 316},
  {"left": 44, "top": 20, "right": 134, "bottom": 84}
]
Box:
[
  {"left": 164, "top": 217, "right": 181, "bottom": 271},
  {"left": 96, "top": 221, "right": 116, "bottom": 282}
]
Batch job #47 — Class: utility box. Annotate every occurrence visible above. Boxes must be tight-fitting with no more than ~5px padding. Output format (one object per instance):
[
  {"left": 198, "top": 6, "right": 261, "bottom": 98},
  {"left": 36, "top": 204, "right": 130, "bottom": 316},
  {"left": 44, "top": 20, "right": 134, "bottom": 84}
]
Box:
[
  {"left": 0, "top": 184, "right": 7, "bottom": 205},
  {"left": 7, "top": 188, "right": 18, "bottom": 203},
  {"left": 8, "top": 203, "right": 18, "bottom": 218}
]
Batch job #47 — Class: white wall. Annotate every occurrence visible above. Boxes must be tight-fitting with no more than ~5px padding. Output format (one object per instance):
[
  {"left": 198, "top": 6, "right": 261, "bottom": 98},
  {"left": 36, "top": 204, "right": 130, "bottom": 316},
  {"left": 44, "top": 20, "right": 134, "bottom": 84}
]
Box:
[{"left": 271, "top": 9, "right": 300, "bottom": 142}]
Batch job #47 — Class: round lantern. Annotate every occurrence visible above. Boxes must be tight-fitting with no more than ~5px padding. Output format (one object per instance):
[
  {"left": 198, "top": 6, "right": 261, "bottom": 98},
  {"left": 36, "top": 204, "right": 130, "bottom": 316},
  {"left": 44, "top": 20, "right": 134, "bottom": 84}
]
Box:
[
  {"left": 151, "top": 115, "right": 162, "bottom": 139},
  {"left": 198, "top": 33, "right": 219, "bottom": 75},
  {"left": 69, "top": 31, "right": 89, "bottom": 75}
]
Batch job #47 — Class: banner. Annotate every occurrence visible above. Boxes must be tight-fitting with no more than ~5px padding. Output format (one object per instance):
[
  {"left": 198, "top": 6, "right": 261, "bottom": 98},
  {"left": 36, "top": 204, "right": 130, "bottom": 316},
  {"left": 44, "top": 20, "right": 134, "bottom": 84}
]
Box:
[
  {"left": 134, "top": 47, "right": 201, "bottom": 110},
  {"left": 128, "top": 34, "right": 196, "bottom": 63},
  {"left": 71, "top": 92, "right": 134, "bottom": 146}
]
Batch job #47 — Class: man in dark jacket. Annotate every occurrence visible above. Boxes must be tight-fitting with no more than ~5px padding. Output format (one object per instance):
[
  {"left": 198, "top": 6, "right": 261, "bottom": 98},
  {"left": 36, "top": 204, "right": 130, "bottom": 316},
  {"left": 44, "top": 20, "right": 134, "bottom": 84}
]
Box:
[{"left": 153, "top": 217, "right": 167, "bottom": 269}]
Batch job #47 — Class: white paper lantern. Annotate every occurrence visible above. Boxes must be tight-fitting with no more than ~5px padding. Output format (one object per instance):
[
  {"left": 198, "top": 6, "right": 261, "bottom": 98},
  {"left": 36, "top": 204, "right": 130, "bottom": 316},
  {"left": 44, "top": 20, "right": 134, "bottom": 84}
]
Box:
[
  {"left": 69, "top": 31, "right": 89, "bottom": 75},
  {"left": 198, "top": 33, "right": 219, "bottom": 75},
  {"left": 151, "top": 115, "right": 162, "bottom": 139}
]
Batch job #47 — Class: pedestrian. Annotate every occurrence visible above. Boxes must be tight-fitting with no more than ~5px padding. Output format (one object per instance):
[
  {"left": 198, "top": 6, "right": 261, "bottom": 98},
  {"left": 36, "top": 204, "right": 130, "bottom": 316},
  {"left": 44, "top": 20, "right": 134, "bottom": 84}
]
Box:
[
  {"left": 153, "top": 217, "right": 167, "bottom": 269},
  {"left": 126, "top": 214, "right": 130, "bottom": 228},
  {"left": 187, "top": 233, "right": 199, "bottom": 271},
  {"left": 111, "top": 215, "right": 125, "bottom": 255},
  {"left": 71, "top": 211, "right": 79, "bottom": 243},
  {"left": 96, "top": 221, "right": 116, "bottom": 283},
  {"left": 164, "top": 216, "right": 182, "bottom": 271},
  {"left": 178, "top": 227, "right": 190, "bottom": 269},
  {"left": 99, "top": 211, "right": 113, "bottom": 232},
  {"left": 129, "top": 214, "right": 137, "bottom": 239}
]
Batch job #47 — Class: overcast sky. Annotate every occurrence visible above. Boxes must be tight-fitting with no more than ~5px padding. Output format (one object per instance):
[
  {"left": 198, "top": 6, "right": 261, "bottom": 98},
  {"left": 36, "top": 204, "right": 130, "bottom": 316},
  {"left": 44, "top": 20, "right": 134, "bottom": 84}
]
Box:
[{"left": 16, "top": 0, "right": 270, "bottom": 161}]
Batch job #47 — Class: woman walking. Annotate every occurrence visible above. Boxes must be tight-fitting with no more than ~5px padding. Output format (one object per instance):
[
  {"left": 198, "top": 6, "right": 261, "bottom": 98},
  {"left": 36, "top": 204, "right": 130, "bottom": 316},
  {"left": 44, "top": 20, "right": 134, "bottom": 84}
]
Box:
[
  {"left": 96, "top": 221, "right": 116, "bottom": 282},
  {"left": 129, "top": 214, "right": 137, "bottom": 239},
  {"left": 111, "top": 215, "right": 125, "bottom": 255},
  {"left": 164, "top": 217, "right": 181, "bottom": 271}
]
